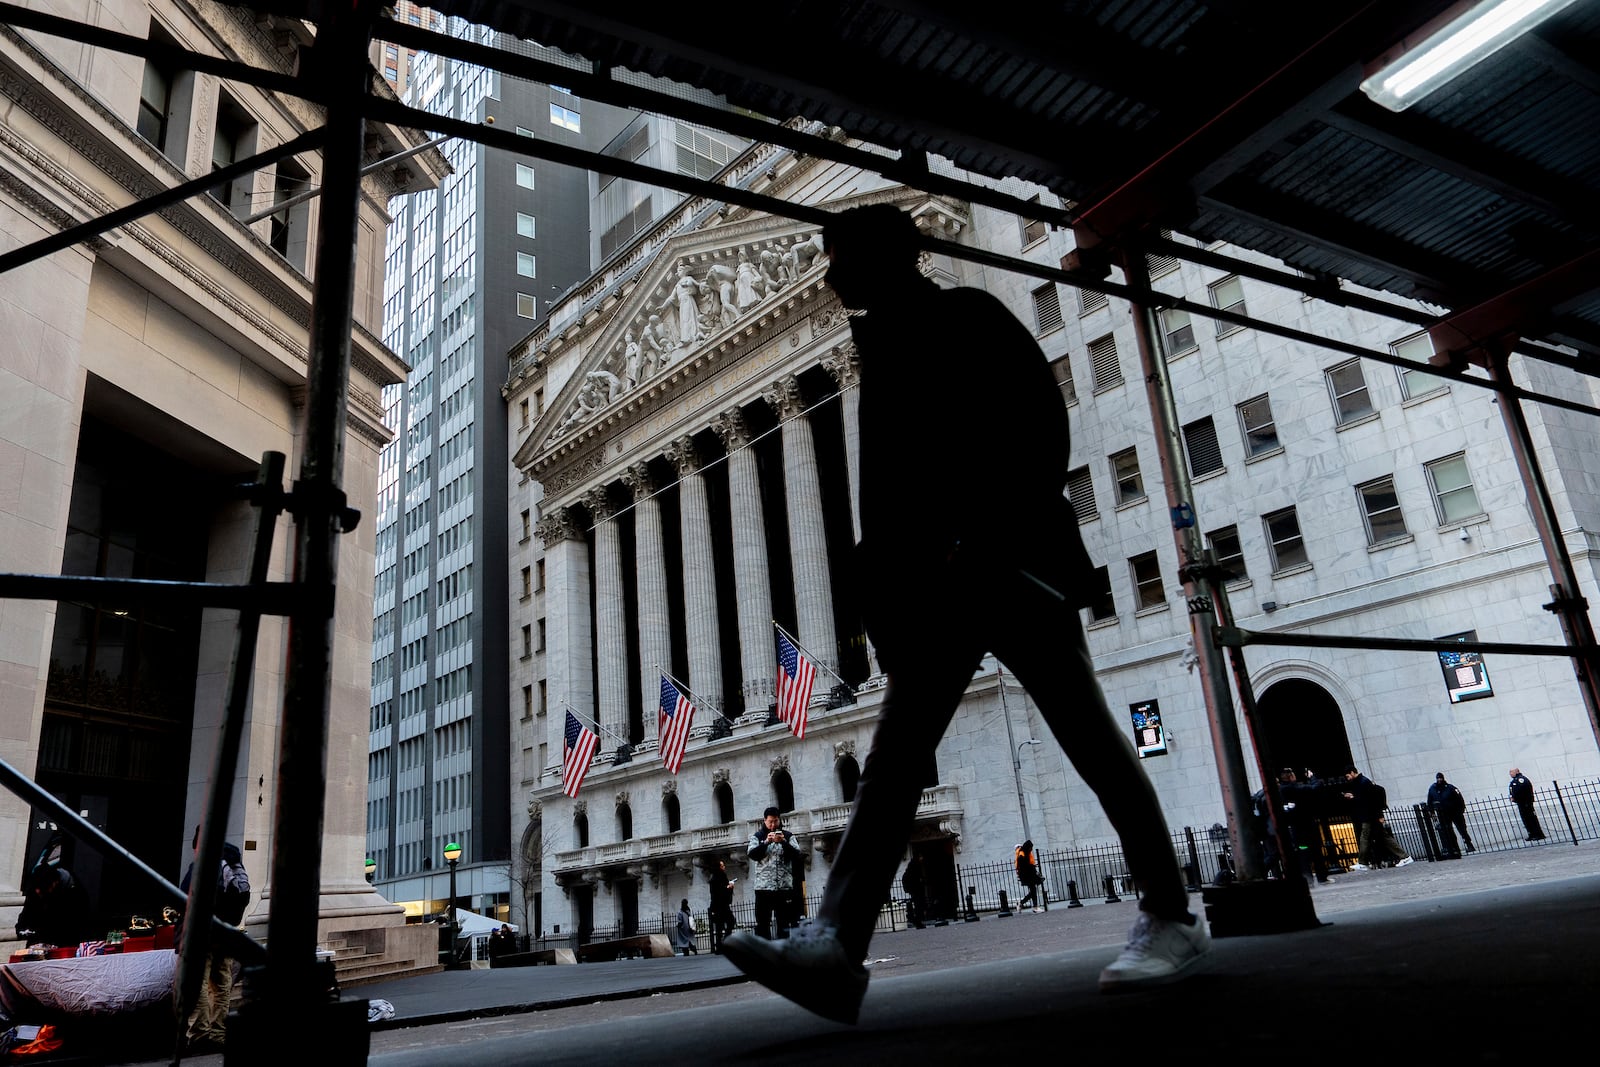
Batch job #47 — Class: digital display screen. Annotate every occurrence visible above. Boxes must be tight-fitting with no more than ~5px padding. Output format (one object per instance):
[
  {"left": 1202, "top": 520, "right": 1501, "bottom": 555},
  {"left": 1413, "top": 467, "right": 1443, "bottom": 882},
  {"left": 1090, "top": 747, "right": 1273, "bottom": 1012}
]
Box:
[{"left": 1130, "top": 699, "right": 1167, "bottom": 758}]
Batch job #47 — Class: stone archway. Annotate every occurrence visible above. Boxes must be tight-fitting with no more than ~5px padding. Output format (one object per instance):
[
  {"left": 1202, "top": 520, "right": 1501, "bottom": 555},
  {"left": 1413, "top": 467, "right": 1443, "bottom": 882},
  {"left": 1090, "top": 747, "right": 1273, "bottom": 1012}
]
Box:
[
  {"left": 1256, "top": 678, "right": 1353, "bottom": 781},
  {"left": 519, "top": 817, "right": 543, "bottom": 938}
]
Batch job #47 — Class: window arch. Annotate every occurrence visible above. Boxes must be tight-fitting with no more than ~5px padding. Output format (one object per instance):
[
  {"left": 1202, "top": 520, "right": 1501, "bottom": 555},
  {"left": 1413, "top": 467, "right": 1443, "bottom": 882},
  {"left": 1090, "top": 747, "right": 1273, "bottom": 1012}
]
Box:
[
  {"left": 663, "top": 793, "right": 681, "bottom": 833},
  {"left": 574, "top": 809, "right": 589, "bottom": 848},
  {"left": 772, "top": 768, "right": 795, "bottom": 814},
  {"left": 617, "top": 802, "right": 633, "bottom": 841},
  {"left": 713, "top": 780, "right": 735, "bottom": 824},
  {"left": 837, "top": 756, "right": 860, "bottom": 804}
]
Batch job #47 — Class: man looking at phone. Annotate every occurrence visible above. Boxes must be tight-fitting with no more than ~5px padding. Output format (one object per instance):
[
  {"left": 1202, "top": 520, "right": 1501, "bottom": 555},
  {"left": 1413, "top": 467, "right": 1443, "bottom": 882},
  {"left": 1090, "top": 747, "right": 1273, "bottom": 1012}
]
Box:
[{"left": 748, "top": 807, "right": 801, "bottom": 939}]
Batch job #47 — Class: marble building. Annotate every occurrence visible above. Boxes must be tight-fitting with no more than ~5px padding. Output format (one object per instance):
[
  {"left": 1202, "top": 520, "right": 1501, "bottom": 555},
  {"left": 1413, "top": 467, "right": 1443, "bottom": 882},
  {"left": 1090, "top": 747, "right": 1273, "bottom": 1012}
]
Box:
[
  {"left": 503, "top": 133, "right": 1600, "bottom": 938},
  {"left": 1, "top": 1, "right": 444, "bottom": 968}
]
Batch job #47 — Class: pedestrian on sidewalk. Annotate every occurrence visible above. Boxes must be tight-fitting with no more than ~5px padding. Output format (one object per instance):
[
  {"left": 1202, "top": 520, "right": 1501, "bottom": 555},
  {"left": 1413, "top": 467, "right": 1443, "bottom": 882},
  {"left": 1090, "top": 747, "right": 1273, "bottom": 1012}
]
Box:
[
  {"left": 707, "top": 859, "right": 736, "bottom": 953},
  {"left": 1342, "top": 767, "right": 1412, "bottom": 870},
  {"left": 747, "top": 807, "right": 800, "bottom": 940},
  {"left": 902, "top": 854, "right": 929, "bottom": 929},
  {"left": 1509, "top": 768, "right": 1546, "bottom": 841},
  {"left": 1427, "top": 772, "right": 1474, "bottom": 857},
  {"left": 720, "top": 204, "right": 1210, "bottom": 1025},
  {"left": 672, "top": 899, "right": 699, "bottom": 955},
  {"left": 1015, "top": 841, "right": 1043, "bottom": 912}
]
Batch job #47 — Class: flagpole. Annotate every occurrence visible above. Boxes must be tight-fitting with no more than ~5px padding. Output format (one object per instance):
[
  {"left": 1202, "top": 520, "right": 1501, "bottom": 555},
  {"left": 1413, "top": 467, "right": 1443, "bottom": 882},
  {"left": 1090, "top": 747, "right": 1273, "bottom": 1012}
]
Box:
[
  {"left": 559, "top": 699, "right": 631, "bottom": 747},
  {"left": 656, "top": 664, "right": 731, "bottom": 725},
  {"left": 773, "top": 620, "right": 850, "bottom": 690}
]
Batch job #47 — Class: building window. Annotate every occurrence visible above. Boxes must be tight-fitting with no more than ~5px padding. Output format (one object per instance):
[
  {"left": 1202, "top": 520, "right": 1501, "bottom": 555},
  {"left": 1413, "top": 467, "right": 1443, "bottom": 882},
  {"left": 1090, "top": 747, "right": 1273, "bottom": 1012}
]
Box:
[
  {"left": 1207, "top": 525, "right": 1247, "bottom": 585},
  {"left": 536, "top": 618, "right": 547, "bottom": 652},
  {"left": 617, "top": 803, "right": 633, "bottom": 841},
  {"left": 1264, "top": 507, "right": 1309, "bottom": 572},
  {"left": 714, "top": 781, "right": 735, "bottom": 823},
  {"left": 1358, "top": 475, "right": 1409, "bottom": 546},
  {"left": 521, "top": 566, "right": 532, "bottom": 598},
  {"left": 1425, "top": 453, "right": 1482, "bottom": 525},
  {"left": 515, "top": 163, "right": 535, "bottom": 189},
  {"left": 520, "top": 509, "right": 532, "bottom": 541},
  {"left": 1183, "top": 416, "right": 1223, "bottom": 476},
  {"left": 1089, "top": 334, "right": 1122, "bottom": 390},
  {"left": 536, "top": 559, "right": 545, "bottom": 591},
  {"left": 137, "top": 22, "right": 183, "bottom": 157},
  {"left": 1086, "top": 565, "right": 1115, "bottom": 622},
  {"left": 517, "top": 252, "right": 536, "bottom": 278},
  {"left": 516, "top": 293, "right": 536, "bottom": 319},
  {"left": 209, "top": 92, "right": 257, "bottom": 212},
  {"left": 1111, "top": 448, "right": 1145, "bottom": 506},
  {"left": 663, "top": 793, "right": 681, "bottom": 833},
  {"left": 1209, "top": 275, "right": 1246, "bottom": 335},
  {"left": 519, "top": 398, "right": 530, "bottom": 428},
  {"left": 1159, "top": 307, "right": 1196, "bottom": 353},
  {"left": 516, "top": 213, "right": 536, "bottom": 239},
  {"left": 268, "top": 157, "right": 312, "bottom": 272},
  {"left": 515, "top": 126, "right": 535, "bottom": 138},
  {"left": 1326, "top": 359, "right": 1374, "bottom": 425},
  {"left": 1146, "top": 231, "right": 1179, "bottom": 278},
  {"left": 1130, "top": 551, "right": 1165, "bottom": 610},
  {"left": 1079, "top": 287, "right": 1109, "bottom": 315},
  {"left": 1237, "top": 394, "right": 1279, "bottom": 457},
  {"left": 550, "top": 102, "right": 581, "bottom": 132},
  {"left": 1067, "top": 466, "right": 1097, "bottom": 523},
  {"left": 1031, "top": 284, "right": 1063, "bottom": 335},
  {"left": 1050, "top": 356, "right": 1076, "bottom": 404},
  {"left": 521, "top": 625, "right": 532, "bottom": 658},
  {"left": 1020, "top": 197, "right": 1048, "bottom": 246},
  {"left": 522, "top": 685, "right": 533, "bottom": 720},
  {"left": 574, "top": 810, "right": 588, "bottom": 848},
  {"left": 538, "top": 680, "right": 547, "bottom": 715},
  {"left": 1394, "top": 331, "right": 1446, "bottom": 399}
]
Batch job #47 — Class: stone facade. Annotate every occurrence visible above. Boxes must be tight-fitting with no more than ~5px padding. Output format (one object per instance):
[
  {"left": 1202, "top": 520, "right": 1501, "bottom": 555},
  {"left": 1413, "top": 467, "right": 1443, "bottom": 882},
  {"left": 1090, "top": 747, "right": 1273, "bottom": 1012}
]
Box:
[
  {"left": 0, "top": 1, "right": 444, "bottom": 963},
  {"left": 504, "top": 140, "right": 1600, "bottom": 938}
]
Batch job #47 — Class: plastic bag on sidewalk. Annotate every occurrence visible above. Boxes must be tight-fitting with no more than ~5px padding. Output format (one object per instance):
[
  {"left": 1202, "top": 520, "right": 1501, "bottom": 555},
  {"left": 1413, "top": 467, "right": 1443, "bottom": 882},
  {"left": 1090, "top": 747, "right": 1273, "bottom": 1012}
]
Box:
[{"left": 367, "top": 999, "right": 396, "bottom": 1024}]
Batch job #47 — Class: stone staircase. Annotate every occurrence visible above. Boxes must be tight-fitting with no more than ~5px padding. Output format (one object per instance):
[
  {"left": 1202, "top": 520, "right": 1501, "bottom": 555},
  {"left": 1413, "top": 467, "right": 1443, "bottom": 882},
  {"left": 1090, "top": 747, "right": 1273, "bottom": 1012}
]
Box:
[{"left": 318, "top": 924, "right": 443, "bottom": 989}]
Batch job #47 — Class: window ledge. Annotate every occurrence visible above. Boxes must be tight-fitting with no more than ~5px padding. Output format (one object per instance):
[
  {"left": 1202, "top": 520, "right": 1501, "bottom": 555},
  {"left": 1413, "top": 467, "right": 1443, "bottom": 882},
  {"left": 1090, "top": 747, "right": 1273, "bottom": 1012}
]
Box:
[
  {"left": 1368, "top": 534, "right": 1414, "bottom": 553},
  {"left": 1087, "top": 614, "right": 1120, "bottom": 630},
  {"left": 1270, "top": 562, "right": 1314, "bottom": 579},
  {"left": 1192, "top": 467, "right": 1226, "bottom": 484},
  {"left": 1244, "top": 446, "right": 1285, "bottom": 465},
  {"left": 1224, "top": 576, "right": 1253, "bottom": 591},
  {"left": 1134, "top": 603, "right": 1171, "bottom": 618},
  {"left": 1335, "top": 411, "right": 1381, "bottom": 432},
  {"left": 1078, "top": 304, "right": 1110, "bottom": 318},
  {"left": 1439, "top": 515, "right": 1488, "bottom": 534},
  {"left": 1035, "top": 323, "right": 1065, "bottom": 339},
  {"left": 1114, "top": 496, "right": 1148, "bottom": 513},
  {"left": 1402, "top": 386, "right": 1450, "bottom": 408},
  {"left": 1166, "top": 344, "right": 1200, "bottom": 359},
  {"left": 518, "top": 535, "right": 532, "bottom": 546},
  {"left": 1214, "top": 324, "right": 1246, "bottom": 340},
  {"left": 1093, "top": 380, "right": 1127, "bottom": 396}
]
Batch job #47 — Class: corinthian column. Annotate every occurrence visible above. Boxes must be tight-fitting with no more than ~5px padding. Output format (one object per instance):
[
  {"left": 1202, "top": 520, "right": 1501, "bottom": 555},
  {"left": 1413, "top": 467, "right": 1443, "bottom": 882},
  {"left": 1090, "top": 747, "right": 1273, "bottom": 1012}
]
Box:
[
  {"left": 666, "top": 435, "right": 722, "bottom": 716},
  {"left": 623, "top": 461, "right": 672, "bottom": 744},
  {"left": 764, "top": 374, "right": 838, "bottom": 679},
  {"left": 585, "top": 486, "right": 629, "bottom": 758},
  {"left": 713, "top": 407, "right": 775, "bottom": 717},
  {"left": 537, "top": 508, "right": 593, "bottom": 755}
]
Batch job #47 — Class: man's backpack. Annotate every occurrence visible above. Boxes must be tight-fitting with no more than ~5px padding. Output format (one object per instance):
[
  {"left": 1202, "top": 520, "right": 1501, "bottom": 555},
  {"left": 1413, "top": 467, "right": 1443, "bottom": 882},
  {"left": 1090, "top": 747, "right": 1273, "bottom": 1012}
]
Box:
[
  {"left": 1371, "top": 782, "right": 1388, "bottom": 813},
  {"left": 216, "top": 846, "right": 251, "bottom": 925}
]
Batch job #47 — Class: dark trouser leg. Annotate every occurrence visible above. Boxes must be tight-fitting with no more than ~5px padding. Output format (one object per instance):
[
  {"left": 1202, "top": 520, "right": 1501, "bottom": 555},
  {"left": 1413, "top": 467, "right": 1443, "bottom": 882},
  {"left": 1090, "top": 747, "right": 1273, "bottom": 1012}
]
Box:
[
  {"left": 1018, "top": 884, "right": 1036, "bottom": 908},
  {"left": 1452, "top": 816, "right": 1474, "bottom": 849},
  {"left": 754, "top": 892, "right": 776, "bottom": 939},
  {"left": 996, "top": 608, "right": 1190, "bottom": 921},
  {"left": 1519, "top": 803, "right": 1545, "bottom": 839},
  {"left": 816, "top": 646, "right": 982, "bottom": 962},
  {"left": 1437, "top": 816, "right": 1459, "bottom": 855}
]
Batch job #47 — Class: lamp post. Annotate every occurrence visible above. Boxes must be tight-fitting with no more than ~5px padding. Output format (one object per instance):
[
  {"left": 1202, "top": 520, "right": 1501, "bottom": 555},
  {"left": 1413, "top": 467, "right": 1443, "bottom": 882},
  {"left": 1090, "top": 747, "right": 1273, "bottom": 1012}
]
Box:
[
  {"left": 364, "top": 857, "right": 376, "bottom": 884},
  {"left": 1014, "top": 739, "right": 1043, "bottom": 843},
  {"left": 443, "top": 842, "right": 462, "bottom": 967}
]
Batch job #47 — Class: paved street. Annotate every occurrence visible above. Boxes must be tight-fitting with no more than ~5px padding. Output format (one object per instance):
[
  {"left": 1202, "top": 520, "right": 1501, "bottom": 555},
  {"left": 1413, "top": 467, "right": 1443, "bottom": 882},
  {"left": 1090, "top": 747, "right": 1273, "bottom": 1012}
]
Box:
[{"left": 118, "top": 841, "right": 1598, "bottom": 1065}]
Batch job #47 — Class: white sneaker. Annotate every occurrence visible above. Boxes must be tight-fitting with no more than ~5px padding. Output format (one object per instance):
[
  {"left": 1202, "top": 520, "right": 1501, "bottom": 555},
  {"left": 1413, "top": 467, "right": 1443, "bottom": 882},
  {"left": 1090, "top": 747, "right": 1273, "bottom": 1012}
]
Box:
[
  {"left": 1032, "top": 907, "right": 1044, "bottom": 914},
  {"left": 1350, "top": 863, "right": 1370, "bottom": 871},
  {"left": 1396, "top": 856, "right": 1414, "bottom": 867},
  {"left": 1099, "top": 912, "right": 1212, "bottom": 992},
  {"left": 722, "top": 923, "right": 868, "bottom": 1023}
]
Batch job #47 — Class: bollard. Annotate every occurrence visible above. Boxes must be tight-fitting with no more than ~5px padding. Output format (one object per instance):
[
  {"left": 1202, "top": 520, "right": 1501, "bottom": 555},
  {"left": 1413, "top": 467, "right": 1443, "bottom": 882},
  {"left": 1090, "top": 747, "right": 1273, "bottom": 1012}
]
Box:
[
  {"left": 998, "top": 888, "right": 1013, "bottom": 918},
  {"left": 1103, "top": 874, "right": 1121, "bottom": 904},
  {"left": 964, "top": 886, "right": 980, "bottom": 922},
  {"left": 1067, "top": 879, "right": 1083, "bottom": 908}
]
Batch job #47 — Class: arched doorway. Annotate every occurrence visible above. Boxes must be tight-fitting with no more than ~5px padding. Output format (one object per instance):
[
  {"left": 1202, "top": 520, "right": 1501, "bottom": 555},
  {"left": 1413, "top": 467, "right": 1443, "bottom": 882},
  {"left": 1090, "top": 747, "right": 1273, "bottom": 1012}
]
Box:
[
  {"left": 519, "top": 818, "right": 542, "bottom": 938},
  {"left": 1256, "top": 678, "right": 1353, "bottom": 781}
]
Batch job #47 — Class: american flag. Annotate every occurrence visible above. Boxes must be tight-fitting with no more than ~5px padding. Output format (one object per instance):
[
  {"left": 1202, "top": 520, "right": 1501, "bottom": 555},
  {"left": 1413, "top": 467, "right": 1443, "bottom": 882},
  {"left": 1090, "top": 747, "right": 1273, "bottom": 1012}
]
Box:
[
  {"left": 562, "top": 711, "right": 598, "bottom": 798},
  {"left": 775, "top": 628, "right": 816, "bottom": 739},
  {"left": 658, "top": 675, "right": 696, "bottom": 775}
]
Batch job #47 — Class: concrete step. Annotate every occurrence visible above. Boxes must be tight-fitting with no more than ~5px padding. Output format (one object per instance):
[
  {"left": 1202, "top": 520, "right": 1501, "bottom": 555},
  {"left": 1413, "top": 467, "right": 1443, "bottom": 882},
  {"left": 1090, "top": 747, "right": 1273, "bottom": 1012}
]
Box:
[{"left": 338, "top": 960, "right": 445, "bottom": 989}]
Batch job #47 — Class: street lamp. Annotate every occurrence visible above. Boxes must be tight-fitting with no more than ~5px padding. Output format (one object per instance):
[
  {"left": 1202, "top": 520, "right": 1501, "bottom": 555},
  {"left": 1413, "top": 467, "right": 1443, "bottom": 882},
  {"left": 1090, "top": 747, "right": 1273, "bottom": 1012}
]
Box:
[
  {"left": 364, "top": 857, "right": 376, "bottom": 883},
  {"left": 443, "top": 841, "right": 462, "bottom": 966},
  {"left": 1014, "top": 739, "right": 1043, "bottom": 843}
]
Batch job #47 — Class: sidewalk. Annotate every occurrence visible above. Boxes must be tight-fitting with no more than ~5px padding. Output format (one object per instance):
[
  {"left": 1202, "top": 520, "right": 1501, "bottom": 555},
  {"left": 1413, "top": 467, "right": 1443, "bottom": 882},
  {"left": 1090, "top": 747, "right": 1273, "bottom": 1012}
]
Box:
[{"left": 353, "top": 839, "right": 1597, "bottom": 1028}]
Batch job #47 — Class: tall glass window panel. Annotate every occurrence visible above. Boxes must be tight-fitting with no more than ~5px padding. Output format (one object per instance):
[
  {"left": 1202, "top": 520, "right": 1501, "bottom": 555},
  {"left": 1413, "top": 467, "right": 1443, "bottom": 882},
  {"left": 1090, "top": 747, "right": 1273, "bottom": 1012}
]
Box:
[
  {"left": 1237, "top": 394, "right": 1279, "bottom": 457},
  {"left": 1264, "top": 507, "right": 1308, "bottom": 571},
  {"left": 1130, "top": 551, "right": 1165, "bottom": 610},
  {"left": 1111, "top": 448, "right": 1145, "bottom": 505},
  {"left": 1209, "top": 275, "right": 1246, "bottom": 335},
  {"left": 1159, "top": 307, "right": 1196, "bottom": 353},
  {"left": 1357, "top": 476, "right": 1409, "bottom": 545},
  {"left": 1326, "top": 359, "right": 1374, "bottom": 425},
  {"left": 1394, "top": 331, "right": 1446, "bottom": 399},
  {"left": 1207, "top": 525, "right": 1247, "bottom": 585},
  {"left": 1426, "top": 454, "right": 1482, "bottom": 524}
]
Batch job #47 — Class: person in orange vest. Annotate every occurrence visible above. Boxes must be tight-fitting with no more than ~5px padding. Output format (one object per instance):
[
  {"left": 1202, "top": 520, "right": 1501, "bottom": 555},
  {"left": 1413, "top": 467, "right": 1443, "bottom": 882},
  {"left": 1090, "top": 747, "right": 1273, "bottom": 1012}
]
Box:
[{"left": 1015, "top": 842, "right": 1043, "bottom": 911}]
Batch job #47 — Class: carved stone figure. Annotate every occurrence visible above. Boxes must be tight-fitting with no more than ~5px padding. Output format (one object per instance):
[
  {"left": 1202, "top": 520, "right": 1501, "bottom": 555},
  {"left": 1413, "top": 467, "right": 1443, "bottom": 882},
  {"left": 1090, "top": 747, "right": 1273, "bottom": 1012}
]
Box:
[
  {"left": 735, "top": 253, "right": 762, "bottom": 309},
  {"left": 645, "top": 313, "right": 673, "bottom": 363},
  {"left": 658, "top": 262, "right": 706, "bottom": 346},
  {"left": 707, "top": 262, "right": 740, "bottom": 328},
  {"left": 588, "top": 369, "right": 621, "bottom": 406},
  {"left": 788, "top": 232, "right": 825, "bottom": 277},
  {"left": 758, "top": 242, "right": 787, "bottom": 294}
]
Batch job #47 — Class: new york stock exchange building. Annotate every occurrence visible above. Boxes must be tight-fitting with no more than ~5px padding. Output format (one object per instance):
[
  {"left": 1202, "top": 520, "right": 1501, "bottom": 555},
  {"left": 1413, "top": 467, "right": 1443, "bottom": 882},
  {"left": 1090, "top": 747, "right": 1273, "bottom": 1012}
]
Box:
[{"left": 502, "top": 126, "right": 1600, "bottom": 941}]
